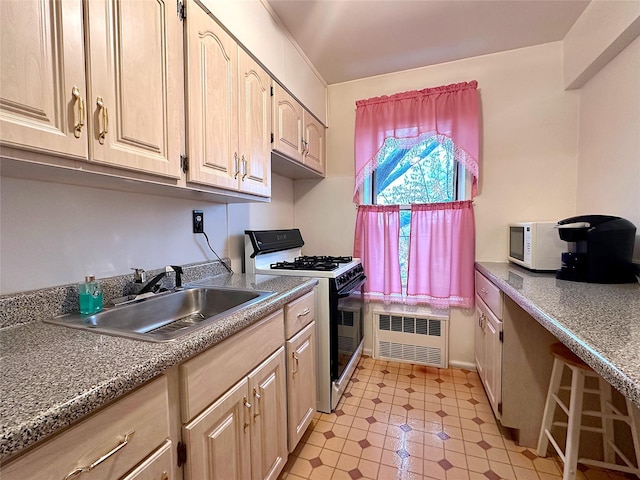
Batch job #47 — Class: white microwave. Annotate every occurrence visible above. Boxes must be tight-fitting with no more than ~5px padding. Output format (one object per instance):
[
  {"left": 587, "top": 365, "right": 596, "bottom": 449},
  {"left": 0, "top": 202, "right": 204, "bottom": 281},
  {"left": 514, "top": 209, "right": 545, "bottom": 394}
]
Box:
[{"left": 508, "top": 222, "right": 565, "bottom": 271}]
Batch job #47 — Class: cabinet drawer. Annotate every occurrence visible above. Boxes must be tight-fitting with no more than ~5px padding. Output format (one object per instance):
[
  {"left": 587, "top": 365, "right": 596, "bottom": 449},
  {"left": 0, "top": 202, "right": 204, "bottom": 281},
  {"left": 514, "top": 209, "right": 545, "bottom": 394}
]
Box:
[
  {"left": 121, "top": 440, "right": 173, "bottom": 480},
  {"left": 2, "top": 376, "right": 170, "bottom": 480},
  {"left": 180, "top": 309, "right": 285, "bottom": 422},
  {"left": 475, "top": 271, "right": 502, "bottom": 319},
  {"left": 284, "top": 290, "right": 315, "bottom": 339}
]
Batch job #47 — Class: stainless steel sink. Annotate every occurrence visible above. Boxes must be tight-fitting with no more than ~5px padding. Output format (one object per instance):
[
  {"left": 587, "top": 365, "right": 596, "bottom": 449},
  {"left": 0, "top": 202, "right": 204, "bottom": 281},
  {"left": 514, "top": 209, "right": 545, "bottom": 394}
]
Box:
[{"left": 45, "top": 287, "right": 276, "bottom": 342}]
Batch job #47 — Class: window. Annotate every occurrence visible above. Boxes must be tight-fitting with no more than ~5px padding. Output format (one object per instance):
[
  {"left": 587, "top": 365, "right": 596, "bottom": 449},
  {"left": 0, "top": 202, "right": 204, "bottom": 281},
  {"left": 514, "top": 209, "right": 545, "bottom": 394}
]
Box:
[
  {"left": 362, "top": 137, "right": 470, "bottom": 286},
  {"left": 353, "top": 81, "right": 479, "bottom": 308}
]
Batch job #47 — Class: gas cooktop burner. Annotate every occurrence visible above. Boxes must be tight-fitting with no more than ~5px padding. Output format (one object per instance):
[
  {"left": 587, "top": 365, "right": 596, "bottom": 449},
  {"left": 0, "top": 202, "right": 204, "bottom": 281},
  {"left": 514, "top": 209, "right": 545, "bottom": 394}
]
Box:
[{"left": 270, "top": 255, "right": 353, "bottom": 272}]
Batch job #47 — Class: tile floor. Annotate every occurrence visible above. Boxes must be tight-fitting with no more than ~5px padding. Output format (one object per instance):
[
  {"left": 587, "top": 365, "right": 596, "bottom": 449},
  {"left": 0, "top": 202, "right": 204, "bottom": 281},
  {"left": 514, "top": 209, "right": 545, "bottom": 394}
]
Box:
[{"left": 278, "top": 356, "right": 636, "bottom": 480}]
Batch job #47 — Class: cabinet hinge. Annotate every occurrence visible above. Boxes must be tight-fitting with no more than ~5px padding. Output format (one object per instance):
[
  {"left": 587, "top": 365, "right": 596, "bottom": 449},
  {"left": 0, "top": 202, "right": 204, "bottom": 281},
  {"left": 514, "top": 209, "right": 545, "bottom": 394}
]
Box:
[
  {"left": 270, "top": 133, "right": 274, "bottom": 143},
  {"left": 499, "top": 331, "right": 504, "bottom": 343},
  {"left": 177, "top": 441, "right": 187, "bottom": 467},
  {"left": 177, "top": 0, "right": 186, "bottom": 20},
  {"left": 180, "top": 155, "right": 189, "bottom": 173},
  {"left": 498, "top": 402, "right": 503, "bottom": 415}
]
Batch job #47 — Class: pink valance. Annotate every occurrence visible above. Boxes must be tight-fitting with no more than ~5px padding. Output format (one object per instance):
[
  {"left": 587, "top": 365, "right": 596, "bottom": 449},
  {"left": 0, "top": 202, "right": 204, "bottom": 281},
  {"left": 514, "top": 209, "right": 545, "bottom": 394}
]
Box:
[{"left": 354, "top": 81, "right": 480, "bottom": 203}]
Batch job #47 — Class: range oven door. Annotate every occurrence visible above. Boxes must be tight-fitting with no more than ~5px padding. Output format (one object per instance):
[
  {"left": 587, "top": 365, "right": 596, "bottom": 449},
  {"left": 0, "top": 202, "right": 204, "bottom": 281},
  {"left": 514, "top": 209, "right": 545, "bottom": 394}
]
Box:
[{"left": 329, "top": 275, "right": 366, "bottom": 382}]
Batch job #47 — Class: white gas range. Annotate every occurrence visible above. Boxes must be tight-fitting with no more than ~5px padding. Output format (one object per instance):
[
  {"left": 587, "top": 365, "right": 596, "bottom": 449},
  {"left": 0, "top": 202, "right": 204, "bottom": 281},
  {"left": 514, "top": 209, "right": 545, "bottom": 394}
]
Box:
[{"left": 244, "top": 229, "right": 365, "bottom": 413}]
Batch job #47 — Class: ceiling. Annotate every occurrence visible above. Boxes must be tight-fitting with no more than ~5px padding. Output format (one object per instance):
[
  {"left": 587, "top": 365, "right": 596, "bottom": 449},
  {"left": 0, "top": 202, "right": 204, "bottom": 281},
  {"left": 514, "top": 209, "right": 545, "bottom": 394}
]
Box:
[{"left": 265, "top": 0, "right": 590, "bottom": 85}]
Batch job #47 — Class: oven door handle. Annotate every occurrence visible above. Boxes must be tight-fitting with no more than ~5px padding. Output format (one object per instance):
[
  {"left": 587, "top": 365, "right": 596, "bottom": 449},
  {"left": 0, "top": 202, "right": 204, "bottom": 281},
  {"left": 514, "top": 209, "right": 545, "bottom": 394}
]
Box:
[{"left": 336, "top": 275, "right": 367, "bottom": 297}]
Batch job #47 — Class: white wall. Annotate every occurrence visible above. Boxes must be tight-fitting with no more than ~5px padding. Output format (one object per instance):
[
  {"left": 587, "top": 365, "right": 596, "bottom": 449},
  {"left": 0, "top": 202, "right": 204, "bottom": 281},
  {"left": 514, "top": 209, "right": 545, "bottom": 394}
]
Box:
[
  {"left": 575, "top": 35, "right": 640, "bottom": 259},
  {"left": 0, "top": 173, "right": 294, "bottom": 294},
  {"left": 563, "top": 0, "right": 640, "bottom": 89},
  {"left": 293, "top": 42, "right": 581, "bottom": 366}
]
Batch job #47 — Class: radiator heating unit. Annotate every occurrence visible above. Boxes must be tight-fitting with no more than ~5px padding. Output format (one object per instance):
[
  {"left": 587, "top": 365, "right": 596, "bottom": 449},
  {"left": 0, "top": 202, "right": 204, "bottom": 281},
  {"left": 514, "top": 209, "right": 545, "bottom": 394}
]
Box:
[{"left": 373, "top": 311, "right": 449, "bottom": 368}]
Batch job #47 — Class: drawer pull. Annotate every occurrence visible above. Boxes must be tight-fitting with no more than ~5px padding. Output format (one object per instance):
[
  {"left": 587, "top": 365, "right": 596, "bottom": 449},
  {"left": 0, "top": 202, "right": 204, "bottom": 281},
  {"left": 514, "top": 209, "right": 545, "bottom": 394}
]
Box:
[
  {"left": 297, "top": 308, "right": 311, "bottom": 317},
  {"left": 480, "top": 287, "right": 488, "bottom": 295},
  {"left": 63, "top": 430, "right": 135, "bottom": 480}
]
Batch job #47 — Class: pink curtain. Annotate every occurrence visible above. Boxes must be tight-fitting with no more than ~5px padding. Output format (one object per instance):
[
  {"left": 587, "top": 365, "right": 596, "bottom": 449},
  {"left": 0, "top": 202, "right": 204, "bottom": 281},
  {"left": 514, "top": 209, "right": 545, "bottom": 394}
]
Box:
[
  {"left": 354, "top": 81, "right": 479, "bottom": 203},
  {"left": 406, "top": 201, "right": 475, "bottom": 308},
  {"left": 353, "top": 205, "right": 403, "bottom": 303}
]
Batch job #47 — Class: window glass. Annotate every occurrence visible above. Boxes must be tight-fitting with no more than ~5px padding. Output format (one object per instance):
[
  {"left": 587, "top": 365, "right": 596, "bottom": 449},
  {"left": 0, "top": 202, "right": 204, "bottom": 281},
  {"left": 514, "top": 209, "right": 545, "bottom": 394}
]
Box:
[
  {"left": 371, "top": 136, "right": 462, "bottom": 285},
  {"left": 374, "top": 138, "right": 457, "bottom": 205}
]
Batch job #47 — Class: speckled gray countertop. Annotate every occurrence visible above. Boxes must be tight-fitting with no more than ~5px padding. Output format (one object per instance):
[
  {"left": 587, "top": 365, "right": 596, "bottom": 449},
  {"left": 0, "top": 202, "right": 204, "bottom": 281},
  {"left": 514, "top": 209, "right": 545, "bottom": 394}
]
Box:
[
  {"left": 0, "top": 273, "right": 317, "bottom": 462},
  {"left": 476, "top": 262, "right": 640, "bottom": 409}
]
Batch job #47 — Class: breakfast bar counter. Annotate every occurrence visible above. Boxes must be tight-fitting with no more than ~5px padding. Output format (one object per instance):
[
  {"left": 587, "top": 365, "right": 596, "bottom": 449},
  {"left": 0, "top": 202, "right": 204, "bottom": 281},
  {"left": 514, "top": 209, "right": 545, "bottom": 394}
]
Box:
[{"left": 476, "top": 261, "right": 640, "bottom": 409}]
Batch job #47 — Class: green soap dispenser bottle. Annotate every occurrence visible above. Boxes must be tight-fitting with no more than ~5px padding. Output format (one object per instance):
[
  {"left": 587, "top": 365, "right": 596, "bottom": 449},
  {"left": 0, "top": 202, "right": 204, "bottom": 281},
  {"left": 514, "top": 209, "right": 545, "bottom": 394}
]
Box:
[{"left": 79, "top": 275, "right": 103, "bottom": 314}]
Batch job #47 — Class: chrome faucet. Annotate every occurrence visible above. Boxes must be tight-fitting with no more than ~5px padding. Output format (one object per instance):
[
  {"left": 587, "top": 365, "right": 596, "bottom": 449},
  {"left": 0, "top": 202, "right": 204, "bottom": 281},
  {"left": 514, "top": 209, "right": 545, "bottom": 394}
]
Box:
[{"left": 138, "top": 265, "right": 184, "bottom": 295}]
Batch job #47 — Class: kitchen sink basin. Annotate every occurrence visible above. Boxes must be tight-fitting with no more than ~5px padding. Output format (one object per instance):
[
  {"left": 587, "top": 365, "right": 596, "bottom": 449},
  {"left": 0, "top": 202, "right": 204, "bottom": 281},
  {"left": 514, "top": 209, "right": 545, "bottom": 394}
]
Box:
[{"left": 45, "top": 287, "right": 276, "bottom": 342}]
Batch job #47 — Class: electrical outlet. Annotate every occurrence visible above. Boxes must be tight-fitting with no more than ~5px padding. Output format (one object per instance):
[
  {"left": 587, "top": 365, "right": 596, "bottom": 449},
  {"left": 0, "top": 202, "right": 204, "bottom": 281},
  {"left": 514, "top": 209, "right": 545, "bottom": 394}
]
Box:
[{"left": 193, "top": 210, "right": 204, "bottom": 233}]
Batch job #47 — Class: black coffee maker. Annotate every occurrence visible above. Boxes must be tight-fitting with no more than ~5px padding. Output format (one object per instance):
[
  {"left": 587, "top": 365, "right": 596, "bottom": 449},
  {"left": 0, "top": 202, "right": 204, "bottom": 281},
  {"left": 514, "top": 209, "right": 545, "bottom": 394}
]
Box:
[{"left": 556, "top": 215, "right": 637, "bottom": 283}]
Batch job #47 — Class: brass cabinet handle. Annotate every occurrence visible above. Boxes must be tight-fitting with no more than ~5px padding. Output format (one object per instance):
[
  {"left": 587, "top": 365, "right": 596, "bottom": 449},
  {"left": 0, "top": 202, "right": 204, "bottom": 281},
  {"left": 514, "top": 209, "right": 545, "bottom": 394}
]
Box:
[
  {"left": 72, "top": 87, "right": 84, "bottom": 138},
  {"left": 292, "top": 351, "right": 299, "bottom": 374},
  {"left": 63, "top": 431, "right": 135, "bottom": 480},
  {"left": 243, "top": 396, "right": 251, "bottom": 432},
  {"left": 297, "top": 308, "right": 311, "bottom": 317},
  {"left": 241, "top": 155, "right": 247, "bottom": 180},
  {"left": 253, "top": 387, "right": 261, "bottom": 421},
  {"left": 96, "top": 96, "right": 108, "bottom": 145},
  {"left": 160, "top": 473, "right": 168, "bottom": 480},
  {"left": 479, "top": 312, "right": 487, "bottom": 332},
  {"left": 234, "top": 152, "right": 240, "bottom": 179}
]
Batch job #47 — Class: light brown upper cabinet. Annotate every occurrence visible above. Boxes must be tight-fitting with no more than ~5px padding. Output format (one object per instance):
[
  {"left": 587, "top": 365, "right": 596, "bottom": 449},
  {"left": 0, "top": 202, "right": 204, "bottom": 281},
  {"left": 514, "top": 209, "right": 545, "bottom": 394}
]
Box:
[
  {"left": 84, "top": 0, "right": 183, "bottom": 178},
  {"left": 272, "top": 83, "right": 325, "bottom": 177},
  {"left": 185, "top": 0, "right": 271, "bottom": 197},
  {"left": 0, "top": 0, "right": 183, "bottom": 179},
  {"left": 0, "top": 0, "right": 87, "bottom": 160}
]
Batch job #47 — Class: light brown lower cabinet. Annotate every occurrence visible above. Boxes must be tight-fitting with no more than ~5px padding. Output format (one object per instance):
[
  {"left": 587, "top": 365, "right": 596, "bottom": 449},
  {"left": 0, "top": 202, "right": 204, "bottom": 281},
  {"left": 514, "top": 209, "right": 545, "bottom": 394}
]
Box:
[
  {"left": 286, "top": 321, "right": 317, "bottom": 452},
  {"left": 182, "top": 347, "right": 288, "bottom": 480},
  {"left": 121, "top": 440, "right": 174, "bottom": 480},
  {"left": 1, "top": 375, "right": 174, "bottom": 480},
  {"left": 1, "top": 292, "right": 317, "bottom": 479}
]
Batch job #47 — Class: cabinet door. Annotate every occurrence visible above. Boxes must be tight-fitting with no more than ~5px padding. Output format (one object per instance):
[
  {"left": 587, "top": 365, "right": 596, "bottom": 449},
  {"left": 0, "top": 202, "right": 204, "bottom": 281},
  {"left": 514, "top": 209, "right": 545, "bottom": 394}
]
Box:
[
  {"left": 248, "top": 347, "right": 288, "bottom": 480},
  {"left": 85, "top": 0, "right": 182, "bottom": 179},
  {"left": 272, "top": 84, "right": 303, "bottom": 163},
  {"left": 484, "top": 309, "right": 503, "bottom": 418},
  {"left": 0, "top": 0, "right": 88, "bottom": 159},
  {"left": 302, "top": 113, "right": 325, "bottom": 175},
  {"left": 286, "top": 321, "right": 317, "bottom": 453},
  {"left": 477, "top": 296, "right": 503, "bottom": 419},
  {"left": 238, "top": 52, "right": 271, "bottom": 197},
  {"left": 182, "top": 377, "right": 252, "bottom": 480},
  {"left": 474, "top": 296, "right": 486, "bottom": 380},
  {"left": 185, "top": 0, "right": 238, "bottom": 189}
]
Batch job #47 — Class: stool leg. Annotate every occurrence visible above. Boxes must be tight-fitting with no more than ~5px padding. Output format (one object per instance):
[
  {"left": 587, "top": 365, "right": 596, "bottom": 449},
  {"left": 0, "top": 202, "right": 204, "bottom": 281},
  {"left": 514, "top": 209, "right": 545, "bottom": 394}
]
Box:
[
  {"left": 563, "top": 366, "right": 586, "bottom": 480},
  {"left": 625, "top": 398, "right": 640, "bottom": 477},
  {"left": 537, "top": 358, "right": 565, "bottom": 457},
  {"left": 598, "top": 377, "right": 615, "bottom": 464}
]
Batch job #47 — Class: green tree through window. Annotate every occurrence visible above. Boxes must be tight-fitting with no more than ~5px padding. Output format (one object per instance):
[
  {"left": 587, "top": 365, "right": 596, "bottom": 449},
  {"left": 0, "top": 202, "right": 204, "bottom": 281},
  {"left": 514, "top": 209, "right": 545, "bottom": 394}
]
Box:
[{"left": 372, "top": 137, "right": 459, "bottom": 285}]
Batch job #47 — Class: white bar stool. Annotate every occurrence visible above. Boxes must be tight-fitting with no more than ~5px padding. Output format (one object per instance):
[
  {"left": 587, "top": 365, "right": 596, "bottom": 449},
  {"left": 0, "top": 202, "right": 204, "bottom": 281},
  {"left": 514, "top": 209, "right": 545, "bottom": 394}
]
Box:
[{"left": 536, "top": 343, "right": 640, "bottom": 479}]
